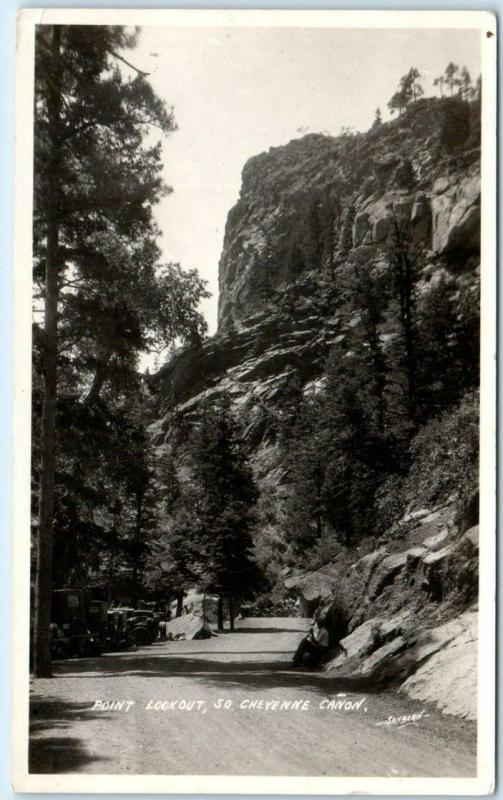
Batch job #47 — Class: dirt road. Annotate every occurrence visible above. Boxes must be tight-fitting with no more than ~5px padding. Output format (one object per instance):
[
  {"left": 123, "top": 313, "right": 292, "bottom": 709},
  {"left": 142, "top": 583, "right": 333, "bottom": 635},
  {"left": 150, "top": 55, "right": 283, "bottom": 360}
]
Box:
[{"left": 29, "top": 617, "right": 476, "bottom": 776}]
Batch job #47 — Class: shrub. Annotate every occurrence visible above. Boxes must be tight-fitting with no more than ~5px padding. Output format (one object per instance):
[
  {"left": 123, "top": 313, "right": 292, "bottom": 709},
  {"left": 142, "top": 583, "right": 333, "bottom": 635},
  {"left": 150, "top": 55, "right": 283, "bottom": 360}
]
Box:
[{"left": 440, "top": 98, "right": 471, "bottom": 153}]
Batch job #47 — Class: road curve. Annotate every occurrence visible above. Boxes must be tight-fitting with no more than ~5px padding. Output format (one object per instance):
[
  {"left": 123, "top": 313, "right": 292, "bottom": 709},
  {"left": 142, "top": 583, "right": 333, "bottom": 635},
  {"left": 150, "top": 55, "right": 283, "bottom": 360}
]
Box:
[{"left": 29, "top": 617, "right": 476, "bottom": 777}]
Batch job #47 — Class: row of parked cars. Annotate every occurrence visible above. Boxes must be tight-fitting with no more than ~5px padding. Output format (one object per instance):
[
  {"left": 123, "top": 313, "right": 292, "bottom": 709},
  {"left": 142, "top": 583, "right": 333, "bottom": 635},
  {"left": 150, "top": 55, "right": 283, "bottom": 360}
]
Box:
[{"left": 49, "top": 589, "right": 165, "bottom": 660}]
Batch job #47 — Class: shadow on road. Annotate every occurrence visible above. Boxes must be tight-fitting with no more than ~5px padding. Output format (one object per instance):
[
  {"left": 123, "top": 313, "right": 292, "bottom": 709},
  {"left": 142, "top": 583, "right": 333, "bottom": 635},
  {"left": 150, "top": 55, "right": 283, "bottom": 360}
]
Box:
[
  {"left": 217, "top": 627, "right": 308, "bottom": 635},
  {"left": 49, "top": 653, "right": 370, "bottom": 694},
  {"left": 30, "top": 696, "right": 112, "bottom": 773}
]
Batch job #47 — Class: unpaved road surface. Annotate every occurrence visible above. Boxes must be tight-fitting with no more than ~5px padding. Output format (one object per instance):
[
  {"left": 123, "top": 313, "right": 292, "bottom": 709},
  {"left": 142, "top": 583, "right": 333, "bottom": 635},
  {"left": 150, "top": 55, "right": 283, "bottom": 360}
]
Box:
[{"left": 29, "top": 617, "right": 476, "bottom": 776}]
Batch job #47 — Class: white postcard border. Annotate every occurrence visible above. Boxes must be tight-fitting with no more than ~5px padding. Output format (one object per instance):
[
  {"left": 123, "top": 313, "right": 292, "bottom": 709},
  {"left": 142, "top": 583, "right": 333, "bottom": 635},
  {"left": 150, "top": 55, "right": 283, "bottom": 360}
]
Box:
[{"left": 12, "top": 8, "right": 497, "bottom": 794}]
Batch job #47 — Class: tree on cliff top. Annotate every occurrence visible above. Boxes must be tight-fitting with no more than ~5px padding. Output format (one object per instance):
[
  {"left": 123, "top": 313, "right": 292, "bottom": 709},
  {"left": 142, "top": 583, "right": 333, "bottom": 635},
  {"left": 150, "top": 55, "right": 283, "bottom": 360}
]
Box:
[
  {"left": 388, "top": 67, "right": 423, "bottom": 115},
  {"left": 444, "top": 62, "right": 461, "bottom": 95},
  {"left": 33, "top": 25, "right": 208, "bottom": 676}
]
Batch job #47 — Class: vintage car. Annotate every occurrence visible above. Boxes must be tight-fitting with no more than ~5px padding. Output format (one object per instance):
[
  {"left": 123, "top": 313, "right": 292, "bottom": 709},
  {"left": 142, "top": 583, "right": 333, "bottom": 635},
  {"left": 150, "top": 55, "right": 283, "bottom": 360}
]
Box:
[
  {"left": 50, "top": 618, "right": 96, "bottom": 659},
  {"left": 105, "top": 607, "right": 156, "bottom": 649},
  {"left": 51, "top": 589, "right": 97, "bottom": 658},
  {"left": 128, "top": 609, "right": 158, "bottom": 645},
  {"left": 86, "top": 600, "right": 109, "bottom": 654}
]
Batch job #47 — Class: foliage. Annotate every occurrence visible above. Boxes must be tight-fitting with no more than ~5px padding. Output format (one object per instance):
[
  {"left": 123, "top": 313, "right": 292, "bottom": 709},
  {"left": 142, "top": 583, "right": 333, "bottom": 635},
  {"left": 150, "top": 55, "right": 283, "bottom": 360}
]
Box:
[
  {"left": 372, "top": 107, "right": 382, "bottom": 128},
  {"left": 388, "top": 67, "right": 423, "bottom": 116},
  {"left": 32, "top": 25, "right": 209, "bottom": 621},
  {"left": 444, "top": 62, "right": 461, "bottom": 96},
  {"left": 375, "top": 390, "right": 479, "bottom": 532},
  {"left": 278, "top": 207, "right": 479, "bottom": 561},
  {"left": 439, "top": 97, "right": 471, "bottom": 153},
  {"left": 147, "top": 397, "right": 265, "bottom": 604}
]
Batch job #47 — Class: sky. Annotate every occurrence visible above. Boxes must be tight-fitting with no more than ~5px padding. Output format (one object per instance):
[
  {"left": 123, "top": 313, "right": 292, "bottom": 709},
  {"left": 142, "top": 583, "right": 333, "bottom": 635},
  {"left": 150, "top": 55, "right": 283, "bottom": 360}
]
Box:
[{"left": 133, "top": 26, "right": 481, "bottom": 343}]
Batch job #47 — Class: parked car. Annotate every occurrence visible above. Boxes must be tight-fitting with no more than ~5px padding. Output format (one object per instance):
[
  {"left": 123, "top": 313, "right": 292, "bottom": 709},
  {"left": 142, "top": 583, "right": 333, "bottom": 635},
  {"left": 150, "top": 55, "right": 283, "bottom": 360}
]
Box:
[
  {"left": 51, "top": 589, "right": 97, "bottom": 658},
  {"left": 128, "top": 609, "right": 157, "bottom": 646},
  {"left": 105, "top": 608, "right": 135, "bottom": 651},
  {"left": 50, "top": 618, "right": 96, "bottom": 659},
  {"left": 86, "top": 600, "right": 109, "bottom": 655}
]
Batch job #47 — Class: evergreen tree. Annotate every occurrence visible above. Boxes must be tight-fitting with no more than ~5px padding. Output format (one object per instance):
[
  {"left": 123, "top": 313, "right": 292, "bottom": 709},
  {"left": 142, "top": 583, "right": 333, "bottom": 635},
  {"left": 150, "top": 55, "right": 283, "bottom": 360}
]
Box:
[
  {"left": 282, "top": 397, "right": 327, "bottom": 554},
  {"left": 386, "top": 210, "right": 420, "bottom": 424},
  {"left": 401, "top": 67, "right": 423, "bottom": 103},
  {"left": 444, "top": 63, "right": 461, "bottom": 95},
  {"left": 32, "top": 24, "right": 208, "bottom": 675},
  {"left": 182, "top": 398, "right": 262, "bottom": 629},
  {"left": 433, "top": 75, "right": 445, "bottom": 97},
  {"left": 372, "top": 107, "right": 382, "bottom": 128},
  {"left": 387, "top": 90, "right": 408, "bottom": 117},
  {"left": 459, "top": 66, "right": 472, "bottom": 100}
]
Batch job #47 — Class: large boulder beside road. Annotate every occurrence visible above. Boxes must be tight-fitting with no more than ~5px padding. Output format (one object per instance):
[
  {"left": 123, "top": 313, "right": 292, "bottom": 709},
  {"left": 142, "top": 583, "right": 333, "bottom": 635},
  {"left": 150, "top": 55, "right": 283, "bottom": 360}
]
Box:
[
  {"left": 285, "top": 563, "right": 340, "bottom": 616},
  {"left": 165, "top": 613, "right": 213, "bottom": 641}
]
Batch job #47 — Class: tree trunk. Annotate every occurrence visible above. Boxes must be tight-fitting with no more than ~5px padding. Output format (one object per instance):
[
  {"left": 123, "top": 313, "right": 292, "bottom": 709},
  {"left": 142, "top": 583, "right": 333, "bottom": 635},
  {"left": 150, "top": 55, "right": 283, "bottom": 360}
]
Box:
[
  {"left": 85, "top": 354, "right": 111, "bottom": 404},
  {"left": 33, "top": 25, "right": 62, "bottom": 678},
  {"left": 217, "top": 596, "right": 224, "bottom": 631},
  {"left": 176, "top": 592, "right": 184, "bottom": 617},
  {"left": 131, "top": 491, "right": 144, "bottom": 608},
  {"left": 228, "top": 597, "right": 235, "bottom": 631}
]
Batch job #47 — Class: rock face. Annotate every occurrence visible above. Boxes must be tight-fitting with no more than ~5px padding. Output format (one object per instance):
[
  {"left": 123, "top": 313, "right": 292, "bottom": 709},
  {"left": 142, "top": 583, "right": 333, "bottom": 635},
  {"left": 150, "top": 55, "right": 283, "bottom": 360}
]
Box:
[
  {"left": 152, "top": 98, "right": 479, "bottom": 451},
  {"left": 322, "top": 515, "right": 479, "bottom": 718},
  {"left": 284, "top": 564, "right": 341, "bottom": 616},
  {"left": 216, "top": 99, "right": 479, "bottom": 334},
  {"left": 399, "top": 609, "right": 477, "bottom": 719},
  {"left": 150, "top": 97, "right": 480, "bottom": 718}
]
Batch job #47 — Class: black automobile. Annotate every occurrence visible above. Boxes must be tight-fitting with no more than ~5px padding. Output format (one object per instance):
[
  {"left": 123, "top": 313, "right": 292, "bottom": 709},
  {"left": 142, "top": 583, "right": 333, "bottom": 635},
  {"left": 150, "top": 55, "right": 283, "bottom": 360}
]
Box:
[
  {"left": 50, "top": 618, "right": 96, "bottom": 659},
  {"left": 128, "top": 609, "right": 158, "bottom": 645}
]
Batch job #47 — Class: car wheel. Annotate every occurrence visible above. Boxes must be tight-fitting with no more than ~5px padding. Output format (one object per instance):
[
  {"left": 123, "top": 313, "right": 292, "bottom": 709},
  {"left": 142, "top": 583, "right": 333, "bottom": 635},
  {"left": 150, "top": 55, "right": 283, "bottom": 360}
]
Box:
[{"left": 133, "top": 627, "right": 149, "bottom": 646}]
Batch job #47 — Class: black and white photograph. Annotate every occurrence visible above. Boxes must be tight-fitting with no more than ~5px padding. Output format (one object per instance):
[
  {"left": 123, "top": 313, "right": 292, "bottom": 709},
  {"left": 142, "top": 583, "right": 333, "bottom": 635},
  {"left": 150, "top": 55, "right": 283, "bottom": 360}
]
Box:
[{"left": 13, "top": 9, "right": 496, "bottom": 794}]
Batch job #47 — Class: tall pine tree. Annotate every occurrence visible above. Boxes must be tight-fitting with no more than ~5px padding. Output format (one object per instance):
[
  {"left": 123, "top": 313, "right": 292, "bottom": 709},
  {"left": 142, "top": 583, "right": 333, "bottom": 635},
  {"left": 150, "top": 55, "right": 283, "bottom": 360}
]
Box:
[{"left": 33, "top": 25, "right": 208, "bottom": 675}]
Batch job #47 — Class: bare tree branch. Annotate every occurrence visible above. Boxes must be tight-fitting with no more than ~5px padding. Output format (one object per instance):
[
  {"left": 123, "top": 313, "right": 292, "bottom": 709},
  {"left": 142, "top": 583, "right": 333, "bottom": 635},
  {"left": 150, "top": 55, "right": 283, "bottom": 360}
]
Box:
[{"left": 109, "top": 50, "right": 150, "bottom": 77}]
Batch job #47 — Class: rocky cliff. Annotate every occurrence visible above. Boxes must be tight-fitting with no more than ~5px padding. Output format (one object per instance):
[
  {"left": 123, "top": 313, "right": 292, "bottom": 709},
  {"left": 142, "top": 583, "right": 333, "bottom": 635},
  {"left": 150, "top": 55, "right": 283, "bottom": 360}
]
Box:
[
  {"left": 152, "top": 97, "right": 479, "bottom": 447},
  {"left": 149, "top": 96, "right": 480, "bottom": 718}
]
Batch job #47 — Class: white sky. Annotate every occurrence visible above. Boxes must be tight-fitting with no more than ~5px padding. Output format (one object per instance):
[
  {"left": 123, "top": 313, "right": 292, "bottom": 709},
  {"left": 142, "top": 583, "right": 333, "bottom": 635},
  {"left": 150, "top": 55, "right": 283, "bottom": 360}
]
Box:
[{"left": 135, "top": 26, "right": 480, "bottom": 341}]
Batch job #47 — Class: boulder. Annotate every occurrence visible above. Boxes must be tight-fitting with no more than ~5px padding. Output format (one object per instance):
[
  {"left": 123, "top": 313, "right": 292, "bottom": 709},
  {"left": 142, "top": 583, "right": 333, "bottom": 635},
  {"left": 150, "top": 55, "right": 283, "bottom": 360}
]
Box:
[
  {"left": 378, "top": 609, "right": 413, "bottom": 639},
  {"left": 399, "top": 609, "right": 477, "bottom": 719},
  {"left": 165, "top": 613, "right": 213, "bottom": 641},
  {"left": 357, "top": 636, "right": 408, "bottom": 677},
  {"left": 352, "top": 547, "right": 388, "bottom": 584},
  {"left": 170, "top": 590, "right": 225, "bottom": 626},
  {"left": 423, "top": 529, "right": 449, "bottom": 550},
  {"left": 410, "top": 193, "right": 431, "bottom": 242},
  {"left": 329, "top": 610, "right": 412, "bottom": 669},
  {"left": 372, "top": 215, "right": 391, "bottom": 243},
  {"left": 352, "top": 212, "right": 370, "bottom": 247},
  {"left": 433, "top": 176, "right": 450, "bottom": 195},
  {"left": 463, "top": 525, "right": 479, "bottom": 548},
  {"left": 284, "top": 563, "right": 340, "bottom": 615},
  {"left": 338, "top": 617, "right": 383, "bottom": 660},
  {"left": 431, "top": 174, "right": 480, "bottom": 254},
  {"left": 367, "top": 552, "right": 408, "bottom": 599},
  {"left": 423, "top": 544, "right": 455, "bottom": 567},
  {"left": 400, "top": 507, "right": 431, "bottom": 525},
  {"left": 405, "top": 546, "right": 427, "bottom": 568},
  {"left": 441, "top": 526, "right": 479, "bottom": 604}
]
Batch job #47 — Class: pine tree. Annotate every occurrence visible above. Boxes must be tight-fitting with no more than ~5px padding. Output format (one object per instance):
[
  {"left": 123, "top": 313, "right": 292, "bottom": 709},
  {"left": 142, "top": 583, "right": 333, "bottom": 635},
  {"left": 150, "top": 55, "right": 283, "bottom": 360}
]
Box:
[
  {"left": 183, "top": 398, "right": 262, "bottom": 629},
  {"left": 372, "top": 107, "right": 382, "bottom": 128},
  {"left": 387, "top": 90, "right": 408, "bottom": 117},
  {"left": 402, "top": 68, "right": 423, "bottom": 103},
  {"left": 459, "top": 66, "right": 472, "bottom": 100},
  {"left": 445, "top": 63, "right": 461, "bottom": 95},
  {"left": 386, "top": 211, "right": 420, "bottom": 424},
  {"left": 433, "top": 75, "right": 445, "bottom": 97},
  {"left": 32, "top": 25, "right": 208, "bottom": 675}
]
